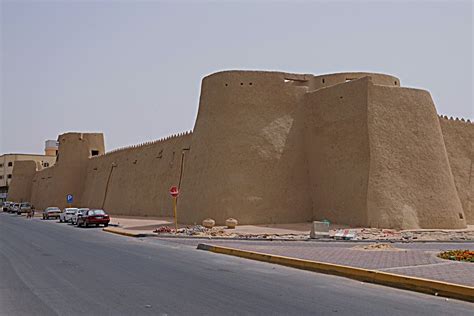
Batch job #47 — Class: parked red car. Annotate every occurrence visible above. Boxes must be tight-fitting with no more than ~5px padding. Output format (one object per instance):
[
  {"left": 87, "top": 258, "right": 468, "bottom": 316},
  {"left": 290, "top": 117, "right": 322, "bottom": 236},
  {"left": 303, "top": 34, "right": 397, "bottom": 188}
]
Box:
[{"left": 76, "top": 209, "right": 110, "bottom": 227}]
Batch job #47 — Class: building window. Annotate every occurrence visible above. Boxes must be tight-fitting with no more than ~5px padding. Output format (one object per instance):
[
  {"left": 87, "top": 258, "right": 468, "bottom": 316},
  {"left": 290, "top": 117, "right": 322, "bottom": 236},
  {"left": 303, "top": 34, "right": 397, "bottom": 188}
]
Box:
[
  {"left": 91, "top": 150, "right": 99, "bottom": 156},
  {"left": 7, "top": 162, "right": 13, "bottom": 167},
  {"left": 0, "top": 164, "right": 3, "bottom": 167},
  {"left": 7, "top": 174, "right": 12, "bottom": 179},
  {"left": 44, "top": 162, "right": 49, "bottom": 167},
  {"left": 0, "top": 176, "right": 3, "bottom": 180}
]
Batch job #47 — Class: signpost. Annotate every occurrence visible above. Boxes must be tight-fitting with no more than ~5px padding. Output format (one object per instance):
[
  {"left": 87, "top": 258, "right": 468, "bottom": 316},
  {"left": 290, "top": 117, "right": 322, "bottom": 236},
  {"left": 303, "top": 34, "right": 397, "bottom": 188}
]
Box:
[
  {"left": 66, "top": 194, "right": 73, "bottom": 206},
  {"left": 169, "top": 186, "right": 179, "bottom": 232}
]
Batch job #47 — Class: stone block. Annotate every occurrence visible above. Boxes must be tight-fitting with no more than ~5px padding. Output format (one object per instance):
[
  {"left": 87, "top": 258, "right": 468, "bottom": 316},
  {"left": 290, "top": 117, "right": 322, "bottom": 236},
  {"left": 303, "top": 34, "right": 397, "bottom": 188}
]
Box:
[{"left": 310, "top": 221, "right": 330, "bottom": 239}]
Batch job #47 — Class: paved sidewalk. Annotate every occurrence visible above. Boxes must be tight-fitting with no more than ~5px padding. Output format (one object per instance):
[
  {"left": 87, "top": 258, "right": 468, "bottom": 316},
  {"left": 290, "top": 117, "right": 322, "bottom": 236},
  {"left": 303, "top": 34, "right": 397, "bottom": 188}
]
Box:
[{"left": 158, "top": 238, "right": 474, "bottom": 287}]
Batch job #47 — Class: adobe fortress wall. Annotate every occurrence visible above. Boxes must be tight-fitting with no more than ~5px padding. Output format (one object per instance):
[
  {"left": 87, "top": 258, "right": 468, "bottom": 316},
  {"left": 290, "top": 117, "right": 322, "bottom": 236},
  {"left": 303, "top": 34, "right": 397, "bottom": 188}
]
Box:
[
  {"left": 81, "top": 132, "right": 192, "bottom": 217},
  {"left": 7, "top": 70, "right": 472, "bottom": 229},
  {"left": 13, "top": 131, "right": 192, "bottom": 215},
  {"left": 439, "top": 116, "right": 474, "bottom": 224}
]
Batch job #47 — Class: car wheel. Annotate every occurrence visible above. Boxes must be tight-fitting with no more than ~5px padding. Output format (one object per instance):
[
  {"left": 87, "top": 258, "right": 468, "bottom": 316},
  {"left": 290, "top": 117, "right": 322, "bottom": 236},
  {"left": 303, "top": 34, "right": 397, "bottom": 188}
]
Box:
[
  {"left": 104, "top": 223, "right": 108, "bottom": 227},
  {"left": 84, "top": 222, "right": 88, "bottom": 228}
]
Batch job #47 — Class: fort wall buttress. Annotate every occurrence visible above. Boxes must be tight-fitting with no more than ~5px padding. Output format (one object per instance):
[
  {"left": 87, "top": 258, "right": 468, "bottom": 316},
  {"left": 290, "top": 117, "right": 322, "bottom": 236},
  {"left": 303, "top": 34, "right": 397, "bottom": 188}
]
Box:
[
  {"left": 179, "top": 71, "right": 313, "bottom": 225},
  {"left": 439, "top": 116, "right": 474, "bottom": 224},
  {"left": 304, "top": 77, "right": 371, "bottom": 227},
  {"left": 366, "top": 84, "right": 466, "bottom": 229},
  {"left": 81, "top": 133, "right": 192, "bottom": 217},
  {"left": 7, "top": 160, "right": 39, "bottom": 203},
  {"left": 30, "top": 167, "right": 55, "bottom": 209}
]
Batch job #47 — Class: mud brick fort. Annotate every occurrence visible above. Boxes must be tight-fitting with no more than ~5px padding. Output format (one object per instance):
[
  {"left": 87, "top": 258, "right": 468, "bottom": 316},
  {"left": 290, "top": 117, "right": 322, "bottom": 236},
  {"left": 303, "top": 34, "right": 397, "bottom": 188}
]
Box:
[{"left": 8, "top": 71, "right": 473, "bottom": 229}]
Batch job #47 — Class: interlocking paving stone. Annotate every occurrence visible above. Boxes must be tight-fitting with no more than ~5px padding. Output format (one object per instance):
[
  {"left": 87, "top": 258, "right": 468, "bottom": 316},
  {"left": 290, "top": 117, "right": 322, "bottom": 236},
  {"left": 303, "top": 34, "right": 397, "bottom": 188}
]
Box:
[{"left": 161, "top": 239, "right": 473, "bottom": 287}]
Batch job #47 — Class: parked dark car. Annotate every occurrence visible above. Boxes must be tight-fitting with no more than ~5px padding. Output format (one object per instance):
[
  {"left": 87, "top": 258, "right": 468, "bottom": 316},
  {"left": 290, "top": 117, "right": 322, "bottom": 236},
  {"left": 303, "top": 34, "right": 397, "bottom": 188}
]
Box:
[
  {"left": 43, "top": 207, "right": 61, "bottom": 220},
  {"left": 76, "top": 209, "right": 110, "bottom": 227}
]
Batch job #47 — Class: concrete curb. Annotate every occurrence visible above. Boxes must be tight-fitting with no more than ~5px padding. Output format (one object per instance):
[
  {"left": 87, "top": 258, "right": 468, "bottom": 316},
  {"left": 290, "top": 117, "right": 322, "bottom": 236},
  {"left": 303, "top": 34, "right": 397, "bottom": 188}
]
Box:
[
  {"left": 197, "top": 243, "right": 474, "bottom": 303},
  {"left": 102, "top": 227, "right": 152, "bottom": 238}
]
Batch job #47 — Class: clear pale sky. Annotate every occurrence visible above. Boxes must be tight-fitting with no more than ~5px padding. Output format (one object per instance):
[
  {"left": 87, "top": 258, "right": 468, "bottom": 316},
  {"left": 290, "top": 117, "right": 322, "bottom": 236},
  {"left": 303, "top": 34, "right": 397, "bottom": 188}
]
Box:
[{"left": 1, "top": 0, "right": 472, "bottom": 154}]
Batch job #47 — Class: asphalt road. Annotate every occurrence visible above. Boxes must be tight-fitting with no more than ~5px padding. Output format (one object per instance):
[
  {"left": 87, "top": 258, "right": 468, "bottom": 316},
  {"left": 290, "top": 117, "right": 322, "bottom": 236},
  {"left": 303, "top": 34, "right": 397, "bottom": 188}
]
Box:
[{"left": 1, "top": 213, "right": 472, "bottom": 316}]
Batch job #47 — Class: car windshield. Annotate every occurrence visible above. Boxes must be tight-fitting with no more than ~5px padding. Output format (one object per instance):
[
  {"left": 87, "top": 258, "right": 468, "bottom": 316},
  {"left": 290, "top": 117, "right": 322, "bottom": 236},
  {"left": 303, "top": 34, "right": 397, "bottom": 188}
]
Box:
[
  {"left": 93, "top": 210, "right": 106, "bottom": 215},
  {"left": 47, "top": 207, "right": 60, "bottom": 211}
]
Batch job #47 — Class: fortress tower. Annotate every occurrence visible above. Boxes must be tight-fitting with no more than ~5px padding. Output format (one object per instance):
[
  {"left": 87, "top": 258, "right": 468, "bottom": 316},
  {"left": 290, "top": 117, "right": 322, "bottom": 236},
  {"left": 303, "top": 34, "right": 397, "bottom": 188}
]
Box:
[
  {"left": 179, "top": 71, "right": 313, "bottom": 224},
  {"left": 30, "top": 133, "right": 105, "bottom": 209}
]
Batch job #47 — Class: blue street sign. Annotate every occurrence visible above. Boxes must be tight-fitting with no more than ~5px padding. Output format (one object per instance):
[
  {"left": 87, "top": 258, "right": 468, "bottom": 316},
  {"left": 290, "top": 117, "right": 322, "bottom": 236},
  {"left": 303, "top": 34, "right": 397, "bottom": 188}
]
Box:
[{"left": 67, "top": 194, "right": 73, "bottom": 204}]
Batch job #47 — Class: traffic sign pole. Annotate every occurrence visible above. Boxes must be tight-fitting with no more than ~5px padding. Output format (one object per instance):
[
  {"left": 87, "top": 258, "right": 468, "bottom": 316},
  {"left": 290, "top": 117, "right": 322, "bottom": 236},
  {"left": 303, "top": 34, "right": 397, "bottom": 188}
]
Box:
[
  {"left": 169, "top": 186, "right": 179, "bottom": 233},
  {"left": 173, "top": 196, "right": 178, "bottom": 232}
]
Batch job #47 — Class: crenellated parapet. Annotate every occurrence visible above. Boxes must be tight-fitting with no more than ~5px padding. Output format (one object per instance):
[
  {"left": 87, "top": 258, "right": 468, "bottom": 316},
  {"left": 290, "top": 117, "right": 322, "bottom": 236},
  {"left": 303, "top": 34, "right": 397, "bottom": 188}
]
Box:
[
  {"left": 438, "top": 114, "right": 473, "bottom": 124},
  {"left": 91, "top": 130, "right": 193, "bottom": 159}
]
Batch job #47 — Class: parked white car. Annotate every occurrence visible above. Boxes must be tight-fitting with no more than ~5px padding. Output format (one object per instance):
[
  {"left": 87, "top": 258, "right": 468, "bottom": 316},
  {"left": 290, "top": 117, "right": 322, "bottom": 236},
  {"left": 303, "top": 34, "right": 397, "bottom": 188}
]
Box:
[
  {"left": 60, "top": 208, "right": 78, "bottom": 223},
  {"left": 11, "top": 203, "right": 20, "bottom": 213},
  {"left": 71, "top": 208, "right": 89, "bottom": 225}
]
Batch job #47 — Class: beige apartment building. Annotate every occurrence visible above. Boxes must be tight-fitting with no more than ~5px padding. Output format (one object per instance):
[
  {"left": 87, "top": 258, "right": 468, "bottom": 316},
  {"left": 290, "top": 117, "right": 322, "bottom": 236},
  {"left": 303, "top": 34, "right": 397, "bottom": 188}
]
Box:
[{"left": 0, "top": 140, "right": 58, "bottom": 201}]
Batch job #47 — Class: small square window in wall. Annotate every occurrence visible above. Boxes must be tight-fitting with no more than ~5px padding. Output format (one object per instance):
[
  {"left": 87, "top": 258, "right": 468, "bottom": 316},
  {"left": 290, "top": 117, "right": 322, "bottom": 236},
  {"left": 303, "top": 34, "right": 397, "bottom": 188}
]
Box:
[
  {"left": 8, "top": 162, "right": 13, "bottom": 167},
  {"left": 0, "top": 164, "right": 3, "bottom": 168},
  {"left": 91, "top": 150, "right": 99, "bottom": 156},
  {"left": 0, "top": 176, "right": 3, "bottom": 180},
  {"left": 7, "top": 174, "right": 12, "bottom": 179}
]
